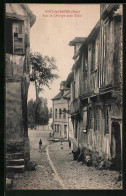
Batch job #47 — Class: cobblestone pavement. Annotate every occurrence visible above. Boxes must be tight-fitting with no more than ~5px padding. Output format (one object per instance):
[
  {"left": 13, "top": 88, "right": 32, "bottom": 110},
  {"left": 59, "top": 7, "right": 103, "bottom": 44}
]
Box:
[
  {"left": 12, "top": 130, "right": 61, "bottom": 190},
  {"left": 48, "top": 142, "right": 123, "bottom": 190},
  {"left": 11, "top": 129, "right": 122, "bottom": 190}
]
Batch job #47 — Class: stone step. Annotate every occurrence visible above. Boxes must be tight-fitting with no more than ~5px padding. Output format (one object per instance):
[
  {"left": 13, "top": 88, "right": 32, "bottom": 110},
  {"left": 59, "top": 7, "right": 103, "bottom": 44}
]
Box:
[
  {"left": 6, "top": 153, "right": 24, "bottom": 160},
  {"left": 6, "top": 165, "right": 25, "bottom": 173},
  {"left": 7, "top": 159, "right": 24, "bottom": 166},
  {"left": 6, "top": 178, "right": 13, "bottom": 189},
  {"left": 6, "top": 141, "right": 24, "bottom": 153}
]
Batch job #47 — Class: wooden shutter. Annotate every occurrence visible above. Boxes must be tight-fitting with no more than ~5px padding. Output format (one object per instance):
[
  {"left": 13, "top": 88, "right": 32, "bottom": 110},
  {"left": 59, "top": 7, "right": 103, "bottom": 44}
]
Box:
[{"left": 12, "top": 22, "right": 24, "bottom": 54}]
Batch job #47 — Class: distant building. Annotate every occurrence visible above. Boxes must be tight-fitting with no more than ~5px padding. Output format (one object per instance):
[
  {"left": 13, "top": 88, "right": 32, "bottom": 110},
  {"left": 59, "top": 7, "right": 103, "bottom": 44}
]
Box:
[
  {"left": 6, "top": 4, "right": 36, "bottom": 173},
  {"left": 52, "top": 81, "right": 70, "bottom": 140},
  {"left": 66, "top": 4, "right": 122, "bottom": 171}
]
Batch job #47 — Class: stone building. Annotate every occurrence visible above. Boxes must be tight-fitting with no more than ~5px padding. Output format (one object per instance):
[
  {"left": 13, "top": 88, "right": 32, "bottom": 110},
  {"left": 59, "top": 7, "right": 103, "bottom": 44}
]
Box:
[
  {"left": 66, "top": 4, "right": 122, "bottom": 171},
  {"left": 52, "top": 81, "right": 70, "bottom": 140},
  {"left": 5, "top": 4, "right": 36, "bottom": 173}
]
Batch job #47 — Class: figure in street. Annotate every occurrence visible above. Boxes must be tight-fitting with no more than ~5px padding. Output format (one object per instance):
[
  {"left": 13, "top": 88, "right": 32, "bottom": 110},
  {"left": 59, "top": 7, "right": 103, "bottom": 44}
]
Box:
[{"left": 39, "top": 139, "right": 42, "bottom": 152}]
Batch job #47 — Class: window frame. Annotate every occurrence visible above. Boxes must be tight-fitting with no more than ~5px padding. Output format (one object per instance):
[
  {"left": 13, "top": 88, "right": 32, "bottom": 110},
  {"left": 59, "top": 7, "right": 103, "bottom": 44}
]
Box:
[
  {"left": 6, "top": 18, "right": 25, "bottom": 55},
  {"left": 59, "top": 109, "right": 61, "bottom": 119},
  {"left": 12, "top": 21, "right": 25, "bottom": 55}
]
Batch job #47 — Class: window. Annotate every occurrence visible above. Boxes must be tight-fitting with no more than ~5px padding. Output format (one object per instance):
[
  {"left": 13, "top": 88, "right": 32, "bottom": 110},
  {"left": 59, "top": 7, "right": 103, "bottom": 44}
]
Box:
[
  {"left": 105, "top": 107, "right": 109, "bottom": 134},
  {"left": 6, "top": 18, "right": 24, "bottom": 54},
  {"left": 63, "top": 108, "right": 66, "bottom": 119},
  {"left": 13, "top": 22, "right": 24, "bottom": 54},
  {"left": 83, "top": 109, "right": 87, "bottom": 132},
  {"left": 55, "top": 109, "right": 57, "bottom": 119},
  {"left": 59, "top": 109, "right": 61, "bottom": 119},
  {"left": 57, "top": 124, "right": 59, "bottom": 133}
]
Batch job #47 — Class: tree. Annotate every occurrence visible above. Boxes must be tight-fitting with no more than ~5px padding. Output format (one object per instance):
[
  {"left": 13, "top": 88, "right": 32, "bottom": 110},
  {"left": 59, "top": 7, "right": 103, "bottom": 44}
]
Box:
[
  {"left": 30, "top": 52, "right": 59, "bottom": 98},
  {"left": 49, "top": 107, "right": 53, "bottom": 118},
  {"left": 27, "top": 99, "right": 36, "bottom": 129},
  {"left": 27, "top": 97, "right": 49, "bottom": 127},
  {"left": 36, "top": 97, "right": 49, "bottom": 125},
  {"left": 30, "top": 51, "right": 59, "bottom": 125}
]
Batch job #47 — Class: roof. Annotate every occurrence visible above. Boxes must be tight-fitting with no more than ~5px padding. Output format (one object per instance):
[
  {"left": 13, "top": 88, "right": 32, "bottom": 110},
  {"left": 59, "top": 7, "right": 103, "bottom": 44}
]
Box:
[
  {"left": 100, "top": 5, "right": 120, "bottom": 20},
  {"left": 73, "top": 20, "right": 100, "bottom": 59},
  {"left": 69, "top": 37, "right": 86, "bottom": 46},
  {"left": 6, "top": 4, "right": 36, "bottom": 27},
  {"left": 22, "top": 4, "right": 36, "bottom": 27},
  {"left": 65, "top": 72, "right": 74, "bottom": 87},
  {"left": 52, "top": 91, "right": 62, "bottom": 100}
]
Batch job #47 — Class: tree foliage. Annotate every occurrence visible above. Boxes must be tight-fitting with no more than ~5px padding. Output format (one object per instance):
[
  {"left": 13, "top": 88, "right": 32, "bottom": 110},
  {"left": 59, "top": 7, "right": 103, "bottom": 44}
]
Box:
[
  {"left": 48, "top": 107, "right": 53, "bottom": 118},
  {"left": 29, "top": 51, "right": 59, "bottom": 126},
  {"left": 30, "top": 52, "right": 59, "bottom": 97},
  {"left": 27, "top": 97, "right": 49, "bottom": 128}
]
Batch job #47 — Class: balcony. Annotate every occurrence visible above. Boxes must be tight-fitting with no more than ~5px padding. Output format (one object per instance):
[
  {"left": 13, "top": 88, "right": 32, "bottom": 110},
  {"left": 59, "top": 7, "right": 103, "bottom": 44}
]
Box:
[{"left": 80, "top": 70, "right": 98, "bottom": 99}]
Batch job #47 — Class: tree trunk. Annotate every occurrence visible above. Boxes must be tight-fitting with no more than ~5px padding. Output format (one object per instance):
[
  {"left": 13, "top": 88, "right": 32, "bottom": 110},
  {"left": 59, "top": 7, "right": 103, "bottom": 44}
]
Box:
[{"left": 35, "top": 80, "right": 39, "bottom": 127}]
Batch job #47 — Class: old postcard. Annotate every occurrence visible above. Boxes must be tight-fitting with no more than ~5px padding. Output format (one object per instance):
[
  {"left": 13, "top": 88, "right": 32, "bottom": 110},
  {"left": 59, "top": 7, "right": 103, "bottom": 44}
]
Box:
[{"left": 5, "top": 3, "right": 123, "bottom": 190}]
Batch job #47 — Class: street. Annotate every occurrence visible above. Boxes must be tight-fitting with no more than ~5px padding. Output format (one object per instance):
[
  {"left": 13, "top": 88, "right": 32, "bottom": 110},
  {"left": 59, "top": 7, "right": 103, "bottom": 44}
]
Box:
[{"left": 12, "top": 129, "right": 122, "bottom": 190}]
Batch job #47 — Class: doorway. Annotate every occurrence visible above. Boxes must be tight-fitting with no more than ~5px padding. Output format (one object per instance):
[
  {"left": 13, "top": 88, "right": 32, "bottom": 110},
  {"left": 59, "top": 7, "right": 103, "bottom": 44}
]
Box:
[
  {"left": 111, "top": 122, "right": 121, "bottom": 170},
  {"left": 64, "top": 125, "right": 67, "bottom": 139}
]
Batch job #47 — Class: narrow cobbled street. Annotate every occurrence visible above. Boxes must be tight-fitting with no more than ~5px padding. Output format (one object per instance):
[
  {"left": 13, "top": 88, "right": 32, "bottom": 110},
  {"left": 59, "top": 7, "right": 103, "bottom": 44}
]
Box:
[
  {"left": 12, "top": 129, "right": 122, "bottom": 190},
  {"left": 12, "top": 129, "right": 62, "bottom": 190}
]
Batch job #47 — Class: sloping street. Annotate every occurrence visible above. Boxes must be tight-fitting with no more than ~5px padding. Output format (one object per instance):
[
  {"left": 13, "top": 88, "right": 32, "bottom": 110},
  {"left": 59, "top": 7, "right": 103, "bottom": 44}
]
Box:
[{"left": 12, "top": 129, "right": 122, "bottom": 190}]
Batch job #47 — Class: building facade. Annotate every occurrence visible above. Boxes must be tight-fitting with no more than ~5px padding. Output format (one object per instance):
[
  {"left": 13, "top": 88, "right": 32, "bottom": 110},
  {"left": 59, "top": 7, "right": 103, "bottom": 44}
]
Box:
[
  {"left": 52, "top": 81, "right": 70, "bottom": 140},
  {"left": 66, "top": 4, "right": 122, "bottom": 171},
  {"left": 6, "top": 4, "right": 36, "bottom": 172}
]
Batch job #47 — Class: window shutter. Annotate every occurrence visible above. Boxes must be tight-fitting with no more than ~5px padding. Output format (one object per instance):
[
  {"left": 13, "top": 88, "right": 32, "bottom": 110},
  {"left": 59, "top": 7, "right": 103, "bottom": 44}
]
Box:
[{"left": 12, "top": 22, "right": 24, "bottom": 54}]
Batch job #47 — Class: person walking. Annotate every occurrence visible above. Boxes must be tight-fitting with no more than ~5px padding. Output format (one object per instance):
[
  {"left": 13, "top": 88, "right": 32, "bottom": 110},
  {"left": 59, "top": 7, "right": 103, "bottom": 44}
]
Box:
[{"left": 39, "top": 139, "right": 42, "bottom": 152}]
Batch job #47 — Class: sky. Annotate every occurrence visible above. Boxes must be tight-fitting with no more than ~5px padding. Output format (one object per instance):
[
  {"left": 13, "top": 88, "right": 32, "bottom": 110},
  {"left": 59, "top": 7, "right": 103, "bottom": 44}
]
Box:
[{"left": 28, "top": 4, "right": 100, "bottom": 108}]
